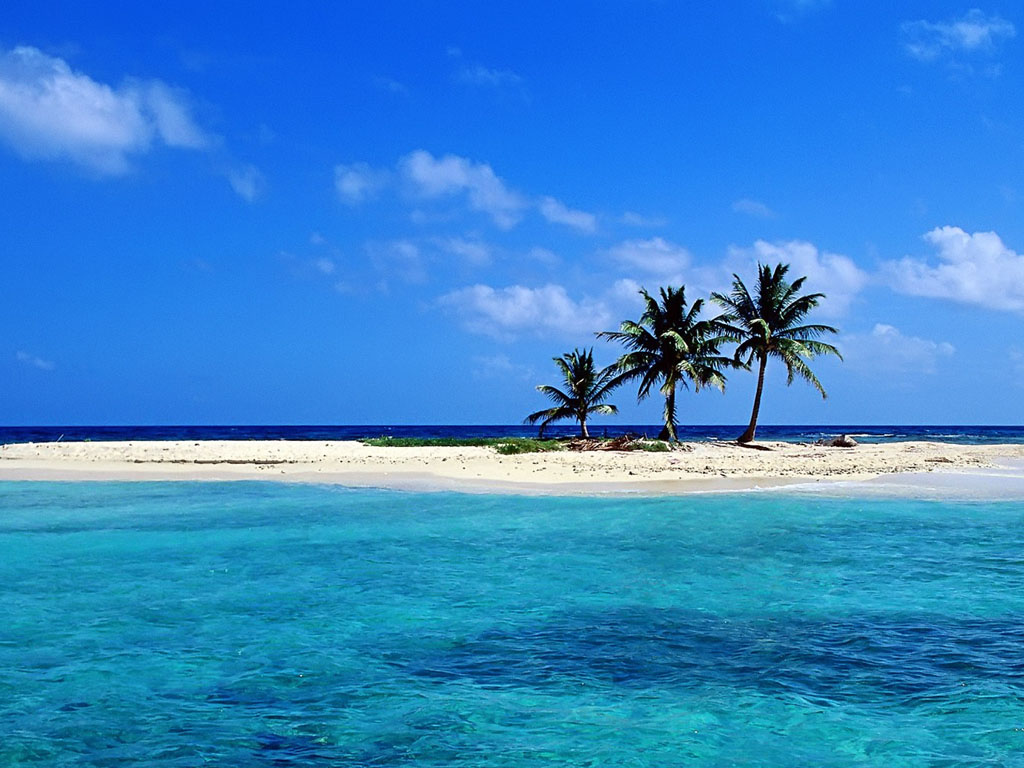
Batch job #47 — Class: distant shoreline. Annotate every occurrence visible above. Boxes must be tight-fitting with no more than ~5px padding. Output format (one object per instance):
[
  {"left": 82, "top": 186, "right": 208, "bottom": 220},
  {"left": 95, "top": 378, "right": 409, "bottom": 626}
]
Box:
[
  {"left": 2, "top": 439, "right": 1024, "bottom": 498},
  {"left": 2, "top": 425, "right": 1024, "bottom": 447}
]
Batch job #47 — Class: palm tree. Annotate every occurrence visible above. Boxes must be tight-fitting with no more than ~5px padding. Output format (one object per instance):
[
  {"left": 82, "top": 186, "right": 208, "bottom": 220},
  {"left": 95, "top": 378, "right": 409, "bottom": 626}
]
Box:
[
  {"left": 712, "top": 263, "right": 842, "bottom": 444},
  {"left": 597, "top": 286, "right": 734, "bottom": 442},
  {"left": 524, "top": 348, "right": 623, "bottom": 438}
]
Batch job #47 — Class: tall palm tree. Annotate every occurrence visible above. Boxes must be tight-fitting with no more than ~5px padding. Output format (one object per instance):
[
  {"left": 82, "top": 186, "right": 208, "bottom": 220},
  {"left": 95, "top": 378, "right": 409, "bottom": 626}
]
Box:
[
  {"left": 712, "top": 263, "right": 842, "bottom": 444},
  {"left": 524, "top": 348, "right": 623, "bottom": 438},
  {"left": 597, "top": 286, "right": 734, "bottom": 442}
]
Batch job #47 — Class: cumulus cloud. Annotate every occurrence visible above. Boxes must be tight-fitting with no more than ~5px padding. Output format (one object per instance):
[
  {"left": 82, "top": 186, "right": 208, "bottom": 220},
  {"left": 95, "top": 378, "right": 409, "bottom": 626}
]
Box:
[
  {"left": 400, "top": 150, "right": 526, "bottom": 229},
  {"left": 842, "top": 324, "right": 954, "bottom": 375},
  {"left": 608, "top": 237, "right": 692, "bottom": 280},
  {"left": 438, "top": 283, "right": 612, "bottom": 340},
  {"left": 724, "top": 239, "right": 868, "bottom": 317},
  {"left": 16, "top": 350, "right": 54, "bottom": 371},
  {"left": 732, "top": 198, "right": 777, "bottom": 219},
  {"left": 0, "top": 45, "right": 212, "bottom": 174},
  {"left": 335, "top": 162, "right": 389, "bottom": 204},
  {"left": 883, "top": 226, "right": 1024, "bottom": 313},
  {"left": 538, "top": 196, "right": 597, "bottom": 233},
  {"left": 903, "top": 10, "right": 1016, "bottom": 62}
]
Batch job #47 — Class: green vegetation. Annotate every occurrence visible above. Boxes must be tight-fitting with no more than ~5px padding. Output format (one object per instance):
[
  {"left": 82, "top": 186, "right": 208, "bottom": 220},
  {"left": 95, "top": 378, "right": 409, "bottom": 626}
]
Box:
[
  {"left": 360, "top": 436, "right": 671, "bottom": 454},
  {"left": 361, "top": 436, "right": 564, "bottom": 453},
  {"left": 597, "top": 286, "right": 735, "bottom": 442},
  {"left": 712, "top": 263, "right": 841, "bottom": 444},
  {"left": 494, "top": 439, "right": 564, "bottom": 455},
  {"left": 524, "top": 347, "right": 624, "bottom": 438}
]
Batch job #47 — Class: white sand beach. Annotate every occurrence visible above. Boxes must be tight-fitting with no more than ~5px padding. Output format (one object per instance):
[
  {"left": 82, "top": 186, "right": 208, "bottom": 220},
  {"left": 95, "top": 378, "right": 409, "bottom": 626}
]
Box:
[{"left": 2, "top": 439, "right": 1023, "bottom": 495}]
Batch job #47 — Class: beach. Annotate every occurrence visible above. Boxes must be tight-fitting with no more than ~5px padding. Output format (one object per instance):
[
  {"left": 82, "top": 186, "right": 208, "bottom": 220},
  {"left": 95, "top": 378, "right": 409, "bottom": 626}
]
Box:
[{"left": 2, "top": 438, "right": 1022, "bottom": 494}]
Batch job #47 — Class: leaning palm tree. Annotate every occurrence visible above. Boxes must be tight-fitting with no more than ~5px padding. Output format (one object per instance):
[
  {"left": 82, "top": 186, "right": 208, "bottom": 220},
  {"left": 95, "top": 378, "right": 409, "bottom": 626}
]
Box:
[
  {"left": 597, "top": 286, "right": 734, "bottom": 442},
  {"left": 524, "top": 348, "right": 623, "bottom": 438},
  {"left": 712, "top": 263, "right": 842, "bottom": 444}
]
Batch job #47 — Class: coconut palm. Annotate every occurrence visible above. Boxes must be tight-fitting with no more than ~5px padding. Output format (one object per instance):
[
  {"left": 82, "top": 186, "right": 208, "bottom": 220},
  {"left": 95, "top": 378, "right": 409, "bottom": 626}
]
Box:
[
  {"left": 597, "top": 286, "right": 734, "bottom": 442},
  {"left": 712, "top": 263, "right": 842, "bottom": 444},
  {"left": 524, "top": 348, "right": 623, "bottom": 438}
]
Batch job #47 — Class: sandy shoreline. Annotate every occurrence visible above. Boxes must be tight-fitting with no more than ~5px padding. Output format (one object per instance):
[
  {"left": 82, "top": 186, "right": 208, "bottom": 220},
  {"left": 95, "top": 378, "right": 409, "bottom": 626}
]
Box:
[{"left": 2, "top": 439, "right": 1023, "bottom": 496}]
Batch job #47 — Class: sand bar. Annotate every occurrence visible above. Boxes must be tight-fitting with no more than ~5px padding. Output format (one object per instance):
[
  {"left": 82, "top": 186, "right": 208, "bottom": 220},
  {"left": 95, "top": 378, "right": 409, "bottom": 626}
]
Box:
[{"left": 2, "top": 439, "right": 1024, "bottom": 496}]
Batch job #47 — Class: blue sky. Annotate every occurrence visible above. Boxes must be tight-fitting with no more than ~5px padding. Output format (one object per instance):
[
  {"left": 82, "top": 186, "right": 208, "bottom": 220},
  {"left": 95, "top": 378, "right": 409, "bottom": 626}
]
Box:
[{"left": 1, "top": 1, "right": 1022, "bottom": 425}]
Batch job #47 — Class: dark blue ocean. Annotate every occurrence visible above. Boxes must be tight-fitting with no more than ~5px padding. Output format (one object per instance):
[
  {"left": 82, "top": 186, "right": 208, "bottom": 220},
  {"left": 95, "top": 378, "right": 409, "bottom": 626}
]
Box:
[{"left": 2, "top": 424, "right": 1023, "bottom": 444}]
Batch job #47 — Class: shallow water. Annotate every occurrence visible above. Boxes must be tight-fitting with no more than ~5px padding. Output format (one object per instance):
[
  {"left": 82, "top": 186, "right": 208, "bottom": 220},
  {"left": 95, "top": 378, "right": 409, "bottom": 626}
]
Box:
[{"left": 2, "top": 482, "right": 1024, "bottom": 766}]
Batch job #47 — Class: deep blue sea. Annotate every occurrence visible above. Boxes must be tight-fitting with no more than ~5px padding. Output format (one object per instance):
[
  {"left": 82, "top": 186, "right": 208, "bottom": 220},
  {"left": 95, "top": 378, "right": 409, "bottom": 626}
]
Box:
[
  {"left": 3, "top": 481, "right": 1024, "bottom": 765},
  {"left": 2, "top": 424, "right": 1024, "bottom": 444}
]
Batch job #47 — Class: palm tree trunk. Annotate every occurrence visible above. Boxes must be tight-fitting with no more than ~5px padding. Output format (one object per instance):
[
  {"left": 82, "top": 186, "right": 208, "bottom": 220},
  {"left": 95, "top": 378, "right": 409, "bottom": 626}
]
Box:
[
  {"left": 658, "top": 388, "right": 677, "bottom": 442},
  {"left": 738, "top": 354, "right": 767, "bottom": 443},
  {"left": 580, "top": 417, "right": 589, "bottom": 439}
]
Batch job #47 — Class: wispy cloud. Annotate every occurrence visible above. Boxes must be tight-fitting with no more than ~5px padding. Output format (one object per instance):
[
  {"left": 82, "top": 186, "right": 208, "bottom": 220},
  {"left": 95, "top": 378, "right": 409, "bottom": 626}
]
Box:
[
  {"left": 456, "top": 64, "right": 524, "bottom": 89},
  {"left": 538, "top": 196, "right": 597, "bottom": 233},
  {"left": 225, "top": 163, "right": 265, "bottom": 202},
  {"left": 372, "top": 75, "right": 409, "bottom": 95},
  {"left": 607, "top": 237, "right": 692, "bottom": 281},
  {"left": 335, "top": 162, "right": 390, "bottom": 205},
  {"left": 16, "top": 350, "right": 54, "bottom": 371},
  {"left": 723, "top": 239, "right": 868, "bottom": 317},
  {"left": 775, "top": 0, "right": 832, "bottom": 22},
  {"left": 731, "top": 198, "right": 777, "bottom": 219},
  {"left": 401, "top": 150, "right": 527, "bottom": 229},
  {"left": 367, "top": 239, "right": 426, "bottom": 285},
  {"left": 903, "top": 10, "right": 1016, "bottom": 64},
  {"left": 842, "top": 324, "right": 954, "bottom": 376},
  {"left": 620, "top": 211, "right": 668, "bottom": 228},
  {"left": 435, "top": 236, "right": 492, "bottom": 266},
  {"left": 472, "top": 353, "right": 535, "bottom": 381},
  {"left": 338, "top": 150, "right": 597, "bottom": 233},
  {"left": 882, "top": 226, "right": 1024, "bottom": 313},
  {"left": 438, "top": 283, "right": 611, "bottom": 340}
]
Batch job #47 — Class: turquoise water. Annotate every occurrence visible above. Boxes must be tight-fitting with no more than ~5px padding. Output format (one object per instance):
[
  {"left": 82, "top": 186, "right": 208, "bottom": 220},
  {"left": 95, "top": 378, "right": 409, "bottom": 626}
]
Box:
[{"left": 3, "top": 482, "right": 1024, "bottom": 766}]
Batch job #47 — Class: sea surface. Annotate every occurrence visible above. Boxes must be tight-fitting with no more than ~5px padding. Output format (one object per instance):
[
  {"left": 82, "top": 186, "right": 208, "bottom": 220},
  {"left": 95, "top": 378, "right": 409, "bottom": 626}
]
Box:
[
  {"left": 2, "top": 424, "right": 1024, "bottom": 444},
  {"left": 3, "top": 482, "right": 1024, "bottom": 765}
]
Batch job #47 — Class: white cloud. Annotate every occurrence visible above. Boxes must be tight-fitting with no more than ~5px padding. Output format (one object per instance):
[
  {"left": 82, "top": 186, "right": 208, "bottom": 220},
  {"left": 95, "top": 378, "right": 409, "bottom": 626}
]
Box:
[
  {"left": 368, "top": 239, "right": 425, "bottom": 284},
  {"left": 438, "top": 283, "right": 612, "bottom": 340},
  {"left": 143, "top": 81, "right": 209, "bottom": 149},
  {"left": 842, "top": 324, "right": 954, "bottom": 375},
  {"left": 0, "top": 45, "right": 210, "bottom": 174},
  {"left": 732, "top": 198, "right": 777, "bottom": 219},
  {"left": 436, "top": 236, "right": 492, "bottom": 265},
  {"left": 226, "top": 163, "right": 265, "bottom": 202},
  {"left": 620, "top": 211, "right": 668, "bottom": 227},
  {"left": 373, "top": 76, "right": 408, "bottom": 94},
  {"left": 457, "top": 65, "right": 524, "bottom": 89},
  {"left": 538, "top": 196, "right": 597, "bottom": 233},
  {"left": 724, "top": 239, "right": 868, "bottom": 317},
  {"left": 314, "top": 257, "right": 335, "bottom": 275},
  {"left": 16, "top": 351, "right": 54, "bottom": 371},
  {"left": 472, "top": 353, "right": 535, "bottom": 381},
  {"left": 883, "top": 226, "right": 1024, "bottom": 313},
  {"left": 903, "top": 10, "right": 1016, "bottom": 62},
  {"left": 335, "top": 162, "right": 389, "bottom": 204},
  {"left": 400, "top": 150, "right": 526, "bottom": 229},
  {"left": 608, "top": 237, "right": 692, "bottom": 280}
]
